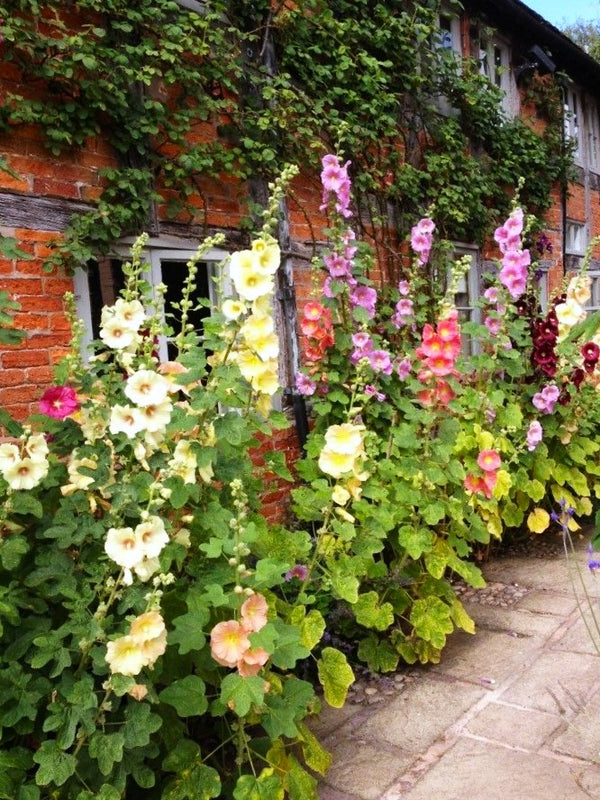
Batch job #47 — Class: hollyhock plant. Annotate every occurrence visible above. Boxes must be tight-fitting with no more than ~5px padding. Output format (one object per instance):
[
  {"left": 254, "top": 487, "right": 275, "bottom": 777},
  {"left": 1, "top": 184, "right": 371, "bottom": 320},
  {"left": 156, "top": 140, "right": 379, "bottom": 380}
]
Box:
[{"left": 532, "top": 384, "right": 560, "bottom": 414}]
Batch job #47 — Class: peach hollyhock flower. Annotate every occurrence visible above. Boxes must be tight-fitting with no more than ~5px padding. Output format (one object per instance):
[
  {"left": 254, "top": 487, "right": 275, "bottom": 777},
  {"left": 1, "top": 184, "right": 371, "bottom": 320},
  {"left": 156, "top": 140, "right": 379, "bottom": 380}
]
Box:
[
  {"left": 105, "top": 526, "right": 146, "bottom": 569},
  {"left": 477, "top": 449, "right": 501, "bottom": 472},
  {"left": 567, "top": 274, "right": 591, "bottom": 306},
  {"left": 240, "top": 593, "right": 269, "bottom": 632},
  {"left": 124, "top": 370, "right": 171, "bottom": 408},
  {"left": 210, "top": 620, "right": 251, "bottom": 668},
  {"left": 222, "top": 298, "right": 247, "bottom": 321},
  {"left": 135, "top": 516, "right": 169, "bottom": 559},
  {"left": 109, "top": 404, "right": 145, "bottom": 437},
  {"left": 324, "top": 423, "right": 365, "bottom": 456},
  {"left": 128, "top": 684, "right": 149, "bottom": 701},
  {"left": 3, "top": 457, "right": 48, "bottom": 491},
  {"left": 105, "top": 635, "right": 149, "bottom": 676},
  {"left": 318, "top": 447, "right": 357, "bottom": 479},
  {"left": 237, "top": 647, "right": 270, "bottom": 677},
  {"left": 130, "top": 610, "right": 166, "bottom": 642}
]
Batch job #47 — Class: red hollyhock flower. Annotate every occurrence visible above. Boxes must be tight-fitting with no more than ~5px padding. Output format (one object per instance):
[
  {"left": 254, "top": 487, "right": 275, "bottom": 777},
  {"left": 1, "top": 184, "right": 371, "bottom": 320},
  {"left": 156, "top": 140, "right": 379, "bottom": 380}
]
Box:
[{"left": 581, "top": 341, "right": 600, "bottom": 364}]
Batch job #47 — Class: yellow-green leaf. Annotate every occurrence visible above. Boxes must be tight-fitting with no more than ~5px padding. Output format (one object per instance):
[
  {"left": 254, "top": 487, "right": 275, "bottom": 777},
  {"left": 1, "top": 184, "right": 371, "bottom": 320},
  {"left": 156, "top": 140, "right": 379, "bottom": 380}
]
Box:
[
  {"left": 527, "top": 508, "right": 550, "bottom": 534},
  {"left": 317, "top": 647, "right": 354, "bottom": 708}
]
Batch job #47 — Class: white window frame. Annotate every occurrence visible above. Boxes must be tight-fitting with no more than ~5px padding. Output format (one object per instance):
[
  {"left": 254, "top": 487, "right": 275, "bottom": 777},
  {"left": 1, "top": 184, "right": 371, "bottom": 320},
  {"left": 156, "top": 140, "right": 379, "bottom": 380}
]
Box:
[
  {"left": 564, "top": 86, "right": 583, "bottom": 165},
  {"left": 477, "top": 32, "right": 517, "bottom": 118},
  {"left": 565, "top": 220, "right": 587, "bottom": 256},
  {"left": 436, "top": 10, "right": 461, "bottom": 54},
  {"left": 586, "top": 99, "right": 600, "bottom": 173},
  {"left": 73, "top": 236, "right": 230, "bottom": 361},
  {"left": 586, "top": 271, "right": 600, "bottom": 311}
]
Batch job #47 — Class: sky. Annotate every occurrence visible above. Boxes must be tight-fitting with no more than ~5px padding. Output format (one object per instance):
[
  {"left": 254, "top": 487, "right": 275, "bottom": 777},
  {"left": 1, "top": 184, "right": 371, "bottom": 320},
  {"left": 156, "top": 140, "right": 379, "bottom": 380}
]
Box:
[{"left": 521, "top": 0, "right": 600, "bottom": 27}]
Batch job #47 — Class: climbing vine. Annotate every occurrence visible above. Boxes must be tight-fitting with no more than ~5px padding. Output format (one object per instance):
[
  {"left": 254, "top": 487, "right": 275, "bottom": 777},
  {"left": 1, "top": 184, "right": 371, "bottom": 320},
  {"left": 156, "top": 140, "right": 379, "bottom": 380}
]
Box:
[{"left": 0, "top": 0, "right": 572, "bottom": 270}]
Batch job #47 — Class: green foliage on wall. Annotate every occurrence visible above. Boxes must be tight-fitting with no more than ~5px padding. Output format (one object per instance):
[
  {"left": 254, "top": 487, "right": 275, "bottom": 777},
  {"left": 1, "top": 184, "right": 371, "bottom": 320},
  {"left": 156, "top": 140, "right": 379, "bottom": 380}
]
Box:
[{"left": 0, "top": 0, "right": 572, "bottom": 265}]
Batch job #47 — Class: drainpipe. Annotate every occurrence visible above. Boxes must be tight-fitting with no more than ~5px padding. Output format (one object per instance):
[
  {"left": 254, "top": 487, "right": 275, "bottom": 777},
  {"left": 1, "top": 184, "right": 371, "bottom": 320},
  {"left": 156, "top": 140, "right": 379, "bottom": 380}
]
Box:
[{"left": 560, "top": 82, "right": 568, "bottom": 276}]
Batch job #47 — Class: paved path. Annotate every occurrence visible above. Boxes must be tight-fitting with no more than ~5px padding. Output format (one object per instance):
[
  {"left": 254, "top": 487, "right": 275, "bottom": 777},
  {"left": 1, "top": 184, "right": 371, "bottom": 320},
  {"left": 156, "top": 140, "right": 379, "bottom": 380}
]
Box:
[{"left": 314, "top": 534, "right": 600, "bottom": 799}]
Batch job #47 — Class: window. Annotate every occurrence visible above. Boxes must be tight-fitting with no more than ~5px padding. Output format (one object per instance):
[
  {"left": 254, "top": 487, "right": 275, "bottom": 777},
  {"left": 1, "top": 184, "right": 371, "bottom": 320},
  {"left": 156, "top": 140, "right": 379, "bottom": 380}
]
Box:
[
  {"left": 436, "top": 11, "right": 461, "bottom": 54},
  {"left": 586, "top": 100, "right": 600, "bottom": 173},
  {"left": 73, "top": 238, "right": 229, "bottom": 361},
  {"left": 476, "top": 32, "right": 516, "bottom": 117},
  {"left": 565, "top": 220, "right": 587, "bottom": 256},
  {"left": 447, "top": 242, "right": 482, "bottom": 354},
  {"left": 564, "top": 87, "right": 582, "bottom": 163},
  {"left": 588, "top": 272, "right": 600, "bottom": 311}
]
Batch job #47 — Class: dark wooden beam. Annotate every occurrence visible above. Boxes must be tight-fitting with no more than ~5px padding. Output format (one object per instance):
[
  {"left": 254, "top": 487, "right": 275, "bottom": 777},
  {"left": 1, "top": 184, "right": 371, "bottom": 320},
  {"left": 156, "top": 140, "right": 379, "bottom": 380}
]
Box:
[{"left": 0, "top": 192, "right": 92, "bottom": 232}]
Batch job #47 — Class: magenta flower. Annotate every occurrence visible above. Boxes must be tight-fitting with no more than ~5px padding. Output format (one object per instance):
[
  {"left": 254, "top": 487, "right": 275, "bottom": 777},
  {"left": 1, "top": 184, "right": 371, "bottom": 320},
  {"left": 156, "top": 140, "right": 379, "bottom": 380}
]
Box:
[
  {"left": 526, "top": 420, "right": 543, "bottom": 451},
  {"left": 39, "top": 385, "right": 79, "bottom": 420},
  {"left": 484, "top": 316, "right": 501, "bottom": 335},
  {"left": 396, "top": 357, "right": 412, "bottom": 379},
  {"left": 483, "top": 286, "right": 499, "bottom": 303},
  {"left": 324, "top": 252, "right": 353, "bottom": 278},
  {"left": 284, "top": 564, "right": 309, "bottom": 581},
  {"left": 350, "top": 285, "right": 377, "bottom": 317},
  {"left": 365, "top": 384, "right": 386, "bottom": 401}
]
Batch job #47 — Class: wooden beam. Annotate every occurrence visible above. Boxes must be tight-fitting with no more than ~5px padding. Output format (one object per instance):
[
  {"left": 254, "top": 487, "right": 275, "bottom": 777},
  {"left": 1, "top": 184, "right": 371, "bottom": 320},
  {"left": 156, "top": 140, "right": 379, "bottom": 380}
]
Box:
[{"left": 0, "top": 192, "right": 92, "bottom": 232}]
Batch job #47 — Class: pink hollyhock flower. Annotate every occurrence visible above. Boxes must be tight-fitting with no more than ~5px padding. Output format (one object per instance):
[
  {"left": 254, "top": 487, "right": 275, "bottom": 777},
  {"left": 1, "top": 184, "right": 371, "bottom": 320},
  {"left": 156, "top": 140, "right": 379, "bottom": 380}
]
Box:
[
  {"left": 483, "top": 286, "right": 499, "bottom": 303},
  {"left": 477, "top": 449, "right": 501, "bottom": 472},
  {"left": 39, "top": 385, "right": 79, "bottom": 419},
  {"left": 368, "top": 349, "right": 393, "bottom": 375},
  {"left": 481, "top": 470, "right": 498, "bottom": 497},
  {"left": 415, "top": 217, "right": 436, "bottom": 235},
  {"left": 526, "top": 420, "right": 543, "bottom": 451},
  {"left": 395, "top": 298, "right": 414, "bottom": 318},
  {"left": 210, "top": 620, "right": 251, "bottom": 668},
  {"left": 502, "top": 249, "right": 530, "bottom": 270},
  {"left": 494, "top": 225, "right": 511, "bottom": 252},
  {"left": 484, "top": 316, "right": 501, "bottom": 335},
  {"left": 365, "top": 384, "right": 386, "bottom": 401},
  {"left": 434, "top": 379, "right": 455, "bottom": 406},
  {"left": 284, "top": 564, "right": 309, "bottom": 581},
  {"left": 352, "top": 331, "right": 373, "bottom": 350},
  {"left": 504, "top": 208, "right": 524, "bottom": 236},
  {"left": 350, "top": 285, "right": 377, "bottom": 317},
  {"left": 532, "top": 384, "right": 559, "bottom": 414},
  {"left": 296, "top": 372, "right": 317, "bottom": 396},
  {"left": 398, "top": 280, "right": 410, "bottom": 296},
  {"left": 321, "top": 154, "right": 350, "bottom": 193},
  {"left": 324, "top": 252, "right": 353, "bottom": 278},
  {"left": 427, "top": 354, "right": 455, "bottom": 377},
  {"left": 303, "top": 301, "right": 326, "bottom": 321},
  {"left": 397, "top": 357, "right": 412, "bottom": 379}
]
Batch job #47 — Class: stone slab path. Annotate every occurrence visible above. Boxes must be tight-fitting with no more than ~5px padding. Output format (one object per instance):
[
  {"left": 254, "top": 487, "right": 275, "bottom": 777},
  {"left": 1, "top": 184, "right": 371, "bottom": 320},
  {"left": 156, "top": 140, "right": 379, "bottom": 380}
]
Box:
[{"left": 314, "top": 533, "right": 600, "bottom": 799}]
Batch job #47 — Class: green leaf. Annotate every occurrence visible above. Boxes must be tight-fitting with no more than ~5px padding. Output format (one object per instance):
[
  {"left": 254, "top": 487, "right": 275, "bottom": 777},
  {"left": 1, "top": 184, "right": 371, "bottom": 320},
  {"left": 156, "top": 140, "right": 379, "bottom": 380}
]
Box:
[
  {"left": 159, "top": 676, "right": 208, "bottom": 717},
  {"left": 170, "top": 608, "right": 209, "bottom": 654},
  {"left": 219, "top": 674, "right": 265, "bottom": 717},
  {"left": 297, "top": 722, "right": 332, "bottom": 776},
  {"left": 33, "top": 741, "right": 76, "bottom": 787},
  {"left": 398, "top": 525, "right": 435, "bottom": 558},
  {"left": 410, "top": 597, "right": 454, "bottom": 650},
  {"left": 233, "top": 769, "right": 284, "bottom": 800},
  {"left": 9, "top": 493, "right": 43, "bottom": 518},
  {"left": 122, "top": 702, "right": 162, "bottom": 749},
  {"left": 262, "top": 677, "right": 314, "bottom": 739},
  {"left": 0, "top": 535, "right": 30, "bottom": 570},
  {"left": 269, "top": 621, "right": 310, "bottom": 670},
  {"left": 353, "top": 591, "right": 394, "bottom": 631},
  {"left": 298, "top": 608, "right": 326, "bottom": 650},
  {"left": 162, "top": 740, "right": 200, "bottom": 772},
  {"left": 329, "top": 569, "right": 359, "bottom": 603},
  {"left": 162, "top": 764, "right": 221, "bottom": 800},
  {"left": 88, "top": 732, "right": 124, "bottom": 776},
  {"left": 357, "top": 634, "right": 400, "bottom": 673},
  {"left": 287, "top": 755, "right": 319, "bottom": 800},
  {"left": 317, "top": 647, "right": 354, "bottom": 708}
]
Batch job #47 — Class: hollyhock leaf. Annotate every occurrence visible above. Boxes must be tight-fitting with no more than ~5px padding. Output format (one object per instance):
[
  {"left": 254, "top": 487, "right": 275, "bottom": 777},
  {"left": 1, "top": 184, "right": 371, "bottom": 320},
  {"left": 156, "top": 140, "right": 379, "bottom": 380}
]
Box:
[
  {"left": 398, "top": 525, "right": 435, "bottom": 559},
  {"left": 317, "top": 647, "right": 354, "bottom": 708},
  {"left": 422, "top": 502, "right": 446, "bottom": 524},
  {"left": 160, "top": 676, "right": 208, "bottom": 717},
  {"left": 449, "top": 598, "right": 476, "bottom": 634},
  {"left": 501, "top": 502, "right": 524, "bottom": 528},
  {"left": 269, "top": 621, "right": 310, "bottom": 669},
  {"left": 527, "top": 508, "right": 550, "bottom": 534},
  {"left": 262, "top": 677, "right": 314, "bottom": 739},
  {"left": 88, "top": 732, "right": 124, "bottom": 776},
  {"left": 170, "top": 609, "right": 209, "bottom": 654},
  {"left": 522, "top": 479, "right": 545, "bottom": 502},
  {"left": 162, "top": 740, "right": 200, "bottom": 773},
  {"left": 446, "top": 553, "right": 486, "bottom": 588},
  {"left": 162, "top": 763, "right": 221, "bottom": 800},
  {"left": 0, "top": 535, "right": 29, "bottom": 570},
  {"left": 287, "top": 756, "right": 319, "bottom": 800},
  {"left": 219, "top": 674, "right": 265, "bottom": 717},
  {"left": 33, "top": 741, "right": 76, "bottom": 786},
  {"left": 410, "top": 597, "right": 454, "bottom": 650},
  {"left": 353, "top": 591, "right": 394, "bottom": 631},
  {"left": 233, "top": 770, "right": 284, "bottom": 800},
  {"left": 357, "top": 634, "right": 400, "bottom": 673},
  {"left": 492, "top": 469, "right": 512, "bottom": 499},
  {"left": 329, "top": 570, "right": 359, "bottom": 603},
  {"left": 122, "top": 703, "right": 162, "bottom": 749},
  {"left": 9, "top": 493, "right": 43, "bottom": 519},
  {"left": 298, "top": 609, "right": 326, "bottom": 650},
  {"left": 297, "top": 721, "right": 333, "bottom": 776}
]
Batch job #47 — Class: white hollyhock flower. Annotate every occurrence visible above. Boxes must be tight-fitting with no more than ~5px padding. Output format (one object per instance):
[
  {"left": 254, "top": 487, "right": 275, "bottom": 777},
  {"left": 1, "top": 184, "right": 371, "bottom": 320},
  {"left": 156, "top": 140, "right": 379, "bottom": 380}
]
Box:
[
  {"left": 0, "top": 443, "right": 19, "bottom": 472},
  {"left": 135, "top": 516, "right": 169, "bottom": 559},
  {"left": 124, "top": 370, "right": 171, "bottom": 407},
  {"left": 109, "top": 405, "right": 145, "bottom": 437},
  {"left": 138, "top": 398, "right": 172, "bottom": 433},
  {"left": 99, "top": 317, "right": 138, "bottom": 350},
  {"left": 25, "top": 433, "right": 49, "bottom": 463},
  {"left": 229, "top": 249, "right": 274, "bottom": 301},
  {"left": 105, "top": 527, "right": 145, "bottom": 569},
  {"left": 324, "top": 423, "right": 365, "bottom": 455},
  {"left": 251, "top": 238, "right": 280, "bottom": 275},
  {"left": 133, "top": 557, "right": 161, "bottom": 582},
  {"left": 112, "top": 298, "right": 145, "bottom": 331},
  {"left": 3, "top": 457, "right": 48, "bottom": 490},
  {"left": 222, "top": 299, "right": 247, "bottom": 321}
]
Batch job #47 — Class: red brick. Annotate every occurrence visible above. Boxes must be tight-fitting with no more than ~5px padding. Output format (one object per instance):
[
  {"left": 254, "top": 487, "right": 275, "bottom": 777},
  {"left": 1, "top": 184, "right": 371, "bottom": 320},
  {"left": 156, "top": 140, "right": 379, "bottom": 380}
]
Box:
[
  {"left": 32, "top": 178, "right": 82, "bottom": 200},
  {"left": 0, "top": 368, "right": 27, "bottom": 387},
  {"left": 1, "top": 350, "right": 50, "bottom": 368},
  {"left": 0, "top": 278, "right": 43, "bottom": 295},
  {"left": 26, "top": 365, "right": 54, "bottom": 383}
]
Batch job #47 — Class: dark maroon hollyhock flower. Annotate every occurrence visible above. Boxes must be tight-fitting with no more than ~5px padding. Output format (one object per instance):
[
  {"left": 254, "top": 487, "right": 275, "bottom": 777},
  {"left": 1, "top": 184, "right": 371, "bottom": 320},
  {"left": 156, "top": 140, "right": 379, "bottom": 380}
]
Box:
[
  {"left": 552, "top": 293, "right": 567, "bottom": 307},
  {"left": 581, "top": 341, "right": 600, "bottom": 364},
  {"left": 532, "top": 342, "right": 556, "bottom": 367},
  {"left": 558, "top": 387, "right": 571, "bottom": 405},
  {"left": 572, "top": 368, "right": 586, "bottom": 389}
]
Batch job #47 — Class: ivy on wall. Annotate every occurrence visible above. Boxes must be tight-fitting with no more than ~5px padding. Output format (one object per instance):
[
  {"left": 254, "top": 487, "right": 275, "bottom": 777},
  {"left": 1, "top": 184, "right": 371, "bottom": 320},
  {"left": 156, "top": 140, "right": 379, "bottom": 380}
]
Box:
[{"left": 0, "top": 0, "right": 572, "bottom": 270}]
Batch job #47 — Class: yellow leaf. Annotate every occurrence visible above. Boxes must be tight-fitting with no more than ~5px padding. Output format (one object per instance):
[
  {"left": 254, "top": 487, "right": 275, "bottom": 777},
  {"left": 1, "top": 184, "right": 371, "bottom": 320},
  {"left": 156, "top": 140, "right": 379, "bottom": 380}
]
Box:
[
  {"left": 492, "top": 469, "right": 512, "bottom": 499},
  {"left": 527, "top": 508, "right": 550, "bottom": 534}
]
